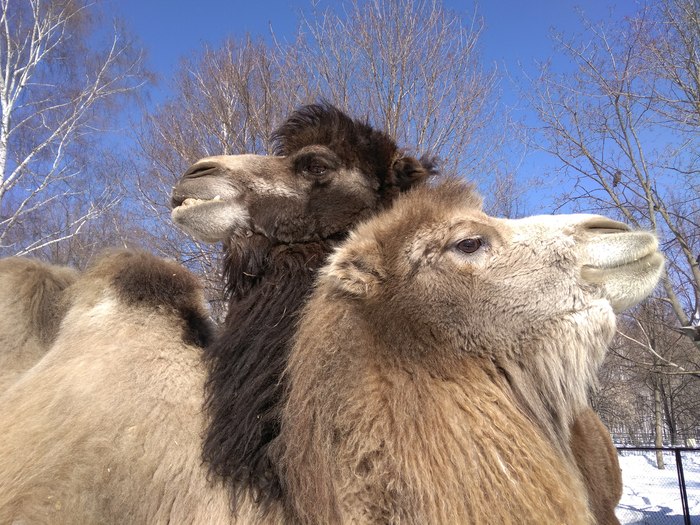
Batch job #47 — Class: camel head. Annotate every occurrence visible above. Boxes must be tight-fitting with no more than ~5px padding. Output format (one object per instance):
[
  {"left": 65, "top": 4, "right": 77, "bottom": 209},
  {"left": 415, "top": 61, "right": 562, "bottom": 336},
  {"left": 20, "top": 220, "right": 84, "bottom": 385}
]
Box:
[
  {"left": 324, "top": 179, "right": 663, "bottom": 353},
  {"left": 170, "top": 103, "right": 435, "bottom": 245},
  {"left": 316, "top": 178, "right": 664, "bottom": 434}
]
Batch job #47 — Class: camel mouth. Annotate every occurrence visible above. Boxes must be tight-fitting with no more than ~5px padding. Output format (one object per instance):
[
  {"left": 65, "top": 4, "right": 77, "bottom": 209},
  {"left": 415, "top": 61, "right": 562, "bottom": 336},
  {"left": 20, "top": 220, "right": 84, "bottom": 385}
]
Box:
[
  {"left": 582, "top": 250, "right": 664, "bottom": 279},
  {"left": 581, "top": 250, "right": 664, "bottom": 312},
  {"left": 582, "top": 231, "right": 659, "bottom": 271},
  {"left": 172, "top": 195, "right": 223, "bottom": 211},
  {"left": 171, "top": 195, "right": 236, "bottom": 224},
  {"left": 171, "top": 193, "right": 251, "bottom": 244}
]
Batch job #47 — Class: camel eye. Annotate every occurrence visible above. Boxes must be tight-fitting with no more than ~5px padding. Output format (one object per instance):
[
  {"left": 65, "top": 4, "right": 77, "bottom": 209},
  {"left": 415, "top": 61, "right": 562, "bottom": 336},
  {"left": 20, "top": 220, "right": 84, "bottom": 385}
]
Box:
[
  {"left": 456, "top": 238, "right": 482, "bottom": 254},
  {"left": 293, "top": 149, "right": 339, "bottom": 178},
  {"left": 305, "top": 162, "right": 328, "bottom": 176}
]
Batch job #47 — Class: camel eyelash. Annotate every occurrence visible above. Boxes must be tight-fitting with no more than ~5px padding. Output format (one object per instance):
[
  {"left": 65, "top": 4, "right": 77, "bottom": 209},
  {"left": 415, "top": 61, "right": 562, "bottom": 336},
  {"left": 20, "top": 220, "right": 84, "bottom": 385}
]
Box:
[{"left": 293, "top": 153, "right": 338, "bottom": 175}]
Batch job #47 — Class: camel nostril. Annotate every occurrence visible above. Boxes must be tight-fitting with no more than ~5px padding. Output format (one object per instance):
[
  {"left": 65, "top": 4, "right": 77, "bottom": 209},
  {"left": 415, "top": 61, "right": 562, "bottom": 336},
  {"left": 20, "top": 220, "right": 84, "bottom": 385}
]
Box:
[
  {"left": 183, "top": 163, "right": 219, "bottom": 179},
  {"left": 584, "top": 217, "right": 630, "bottom": 234},
  {"left": 171, "top": 195, "right": 183, "bottom": 209}
]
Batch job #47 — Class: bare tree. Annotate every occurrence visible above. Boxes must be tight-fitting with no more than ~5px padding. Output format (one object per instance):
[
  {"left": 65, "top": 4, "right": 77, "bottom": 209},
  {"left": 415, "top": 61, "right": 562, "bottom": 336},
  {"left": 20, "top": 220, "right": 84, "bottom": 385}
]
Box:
[
  {"left": 595, "top": 300, "right": 700, "bottom": 459},
  {"left": 0, "top": 0, "right": 147, "bottom": 258},
  {"left": 283, "top": 0, "right": 499, "bottom": 179},
  {"left": 529, "top": 1, "right": 700, "bottom": 351},
  {"left": 526, "top": 1, "right": 700, "bottom": 454},
  {"left": 644, "top": 0, "right": 700, "bottom": 131}
]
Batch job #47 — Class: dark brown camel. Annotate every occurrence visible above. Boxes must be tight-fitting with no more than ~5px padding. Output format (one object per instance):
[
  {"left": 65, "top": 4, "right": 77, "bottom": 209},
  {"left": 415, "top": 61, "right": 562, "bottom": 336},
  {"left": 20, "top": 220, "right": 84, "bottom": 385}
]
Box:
[{"left": 171, "top": 103, "right": 436, "bottom": 511}]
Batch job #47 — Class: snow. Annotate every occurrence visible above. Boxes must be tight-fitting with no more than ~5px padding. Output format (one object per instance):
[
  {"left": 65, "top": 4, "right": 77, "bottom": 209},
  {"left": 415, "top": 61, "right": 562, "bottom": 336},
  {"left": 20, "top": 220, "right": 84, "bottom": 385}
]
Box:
[{"left": 616, "top": 450, "right": 700, "bottom": 524}]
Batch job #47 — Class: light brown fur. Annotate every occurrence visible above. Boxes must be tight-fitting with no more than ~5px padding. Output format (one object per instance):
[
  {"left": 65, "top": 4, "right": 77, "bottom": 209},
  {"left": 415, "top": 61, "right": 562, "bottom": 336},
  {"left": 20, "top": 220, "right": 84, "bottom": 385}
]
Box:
[
  {"left": 0, "top": 178, "right": 655, "bottom": 523},
  {"left": 0, "top": 257, "right": 78, "bottom": 391},
  {"left": 0, "top": 250, "right": 284, "bottom": 524},
  {"left": 276, "top": 180, "right": 662, "bottom": 524}
]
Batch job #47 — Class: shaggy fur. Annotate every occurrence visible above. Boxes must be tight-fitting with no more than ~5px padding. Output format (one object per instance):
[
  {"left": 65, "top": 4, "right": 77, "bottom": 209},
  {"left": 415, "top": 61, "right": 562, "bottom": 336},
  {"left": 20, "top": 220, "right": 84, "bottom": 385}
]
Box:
[
  {"left": 0, "top": 250, "right": 282, "bottom": 524},
  {"left": 0, "top": 257, "right": 78, "bottom": 391},
  {"left": 172, "top": 103, "right": 623, "bottom": 521},
  {"left": 275, "top": 180, "right": 663, "bottom": 524},
  {"left": 170, "top": 103, "right": 436, "bottom": 508},
  {"left": 0, "top": 105, "right": 432, "bottom": 523}
]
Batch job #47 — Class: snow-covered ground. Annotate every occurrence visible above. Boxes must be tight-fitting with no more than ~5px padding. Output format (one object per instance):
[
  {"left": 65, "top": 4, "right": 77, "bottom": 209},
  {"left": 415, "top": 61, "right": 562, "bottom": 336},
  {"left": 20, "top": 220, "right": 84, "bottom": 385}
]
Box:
[{"left": 616, "top": 450, "right": 700, "bottom": 524}]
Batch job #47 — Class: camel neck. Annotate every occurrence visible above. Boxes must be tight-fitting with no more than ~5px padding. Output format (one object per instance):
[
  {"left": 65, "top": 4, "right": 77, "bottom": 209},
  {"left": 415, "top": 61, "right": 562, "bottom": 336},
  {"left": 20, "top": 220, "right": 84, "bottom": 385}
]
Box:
[
  {"left": 203, "top": 240, "right": 334, "bottom": 511},
  {"left": 277, "top": 327, "right": 592, "bottom": 524}
]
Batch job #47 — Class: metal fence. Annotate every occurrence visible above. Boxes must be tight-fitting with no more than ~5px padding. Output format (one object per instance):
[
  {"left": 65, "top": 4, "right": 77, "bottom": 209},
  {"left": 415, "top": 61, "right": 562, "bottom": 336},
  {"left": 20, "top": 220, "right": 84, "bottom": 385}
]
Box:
[{"left": 616, "top": 447, "right": 699, "bottom": 525}]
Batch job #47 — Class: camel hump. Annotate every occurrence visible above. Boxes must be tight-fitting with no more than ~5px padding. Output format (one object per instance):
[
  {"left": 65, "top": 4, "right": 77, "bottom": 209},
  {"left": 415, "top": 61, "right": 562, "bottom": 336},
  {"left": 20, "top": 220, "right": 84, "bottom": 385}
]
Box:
[
  {"left": 0, "top": 257, "right": 78, "bottom": 345},
  {"left": 86, "top": 249, "right": 215, "bottom": 347}
]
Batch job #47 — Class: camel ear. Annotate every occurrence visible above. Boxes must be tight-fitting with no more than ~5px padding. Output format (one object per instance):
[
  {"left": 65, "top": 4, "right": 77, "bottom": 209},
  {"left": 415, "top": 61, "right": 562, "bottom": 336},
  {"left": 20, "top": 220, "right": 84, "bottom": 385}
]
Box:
[
  {"left": 392, "top": 155, "right": 438, "bottom": 191},
  {"left": 323, "top": 236, "right": 384, "bottom": 298}
]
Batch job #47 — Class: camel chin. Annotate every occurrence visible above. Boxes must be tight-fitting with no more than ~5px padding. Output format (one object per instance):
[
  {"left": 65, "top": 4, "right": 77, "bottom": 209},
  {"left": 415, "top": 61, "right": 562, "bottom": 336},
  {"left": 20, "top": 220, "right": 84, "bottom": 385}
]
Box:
[
  {"left": 171, "top": 197, "right": 250, "bottom": 243},
  {"left": 581, "top": 233, "right": 664, "bottom": 313}
]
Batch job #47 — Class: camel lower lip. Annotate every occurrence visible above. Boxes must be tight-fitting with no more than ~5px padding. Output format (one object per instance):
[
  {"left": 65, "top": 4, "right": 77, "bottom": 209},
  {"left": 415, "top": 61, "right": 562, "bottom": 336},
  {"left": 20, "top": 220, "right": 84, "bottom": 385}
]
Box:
[
  {"left": 582, "top": 251, "right": 664, "bottom": 281},
  {"left": 586, "top": 251, "right": 662, "bottom": 270}
]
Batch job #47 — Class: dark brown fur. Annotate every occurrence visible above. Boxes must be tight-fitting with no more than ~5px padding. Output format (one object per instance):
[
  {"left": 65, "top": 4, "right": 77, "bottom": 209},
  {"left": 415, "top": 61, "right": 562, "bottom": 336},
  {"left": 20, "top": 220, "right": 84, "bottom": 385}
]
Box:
[
  {"left": 97, "top": 249, "right": 215, "bottom": 348},
  {"left": 105, "top": 251, "right": 214, "bottom": 347}
]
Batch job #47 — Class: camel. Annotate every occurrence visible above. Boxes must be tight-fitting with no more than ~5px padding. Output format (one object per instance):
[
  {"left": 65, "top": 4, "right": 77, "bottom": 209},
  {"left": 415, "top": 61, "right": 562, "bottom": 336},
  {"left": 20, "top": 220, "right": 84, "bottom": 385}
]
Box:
[
  {"left": 275, "top": 179, "right": 663, "bottom": 524},
  {"left": 0, "top": 250, "right": 257, "bottom": 524},
  {"left": 0, "top": 105, "right": 626, "bottom": 523},
  {"left": 172, "top": 104, "right": 624, "bottom": 523},
  {"left": 170, "top": 102, "right": 436, "bottom": 508},
  {"left": 0, "top": 257, "right": 78, "bottom": 391}
]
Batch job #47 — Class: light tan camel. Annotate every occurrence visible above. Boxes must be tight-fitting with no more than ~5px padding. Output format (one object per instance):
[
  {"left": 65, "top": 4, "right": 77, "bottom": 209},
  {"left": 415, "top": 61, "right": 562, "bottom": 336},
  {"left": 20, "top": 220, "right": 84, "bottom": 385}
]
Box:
[
  {"left": 0, "top": 250, "right": 275, "bottom": 524},
  {"left": 276, "top": 179, "right": 663, "bottom": 524},
  {"left": 0, "top": 257, "right": 78, "bottom": 391}
]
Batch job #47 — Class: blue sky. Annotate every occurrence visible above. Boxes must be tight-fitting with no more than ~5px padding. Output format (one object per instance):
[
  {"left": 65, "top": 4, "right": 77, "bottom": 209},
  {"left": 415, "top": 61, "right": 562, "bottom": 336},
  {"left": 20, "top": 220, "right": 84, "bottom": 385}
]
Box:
[
  {"left": 107, "top": 0, "right": 635, "bottom": 89},
  {"left": 104, "top": 0, "right": 639, "bottom": 213}
]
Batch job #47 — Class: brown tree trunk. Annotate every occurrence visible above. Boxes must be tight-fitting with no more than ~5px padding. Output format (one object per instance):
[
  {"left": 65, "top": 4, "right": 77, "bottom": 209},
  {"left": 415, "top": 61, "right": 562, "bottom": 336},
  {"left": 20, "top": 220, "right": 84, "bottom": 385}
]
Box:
[{"left": 654, "top": 378, "right": 665, "bottom": 469}]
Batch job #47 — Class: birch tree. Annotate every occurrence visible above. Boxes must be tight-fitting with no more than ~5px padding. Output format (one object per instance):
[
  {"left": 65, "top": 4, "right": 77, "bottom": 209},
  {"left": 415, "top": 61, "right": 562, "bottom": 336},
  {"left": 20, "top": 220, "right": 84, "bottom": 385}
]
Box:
[{"left": 0, "top": 0, "right": 147, "bottom": 257}]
